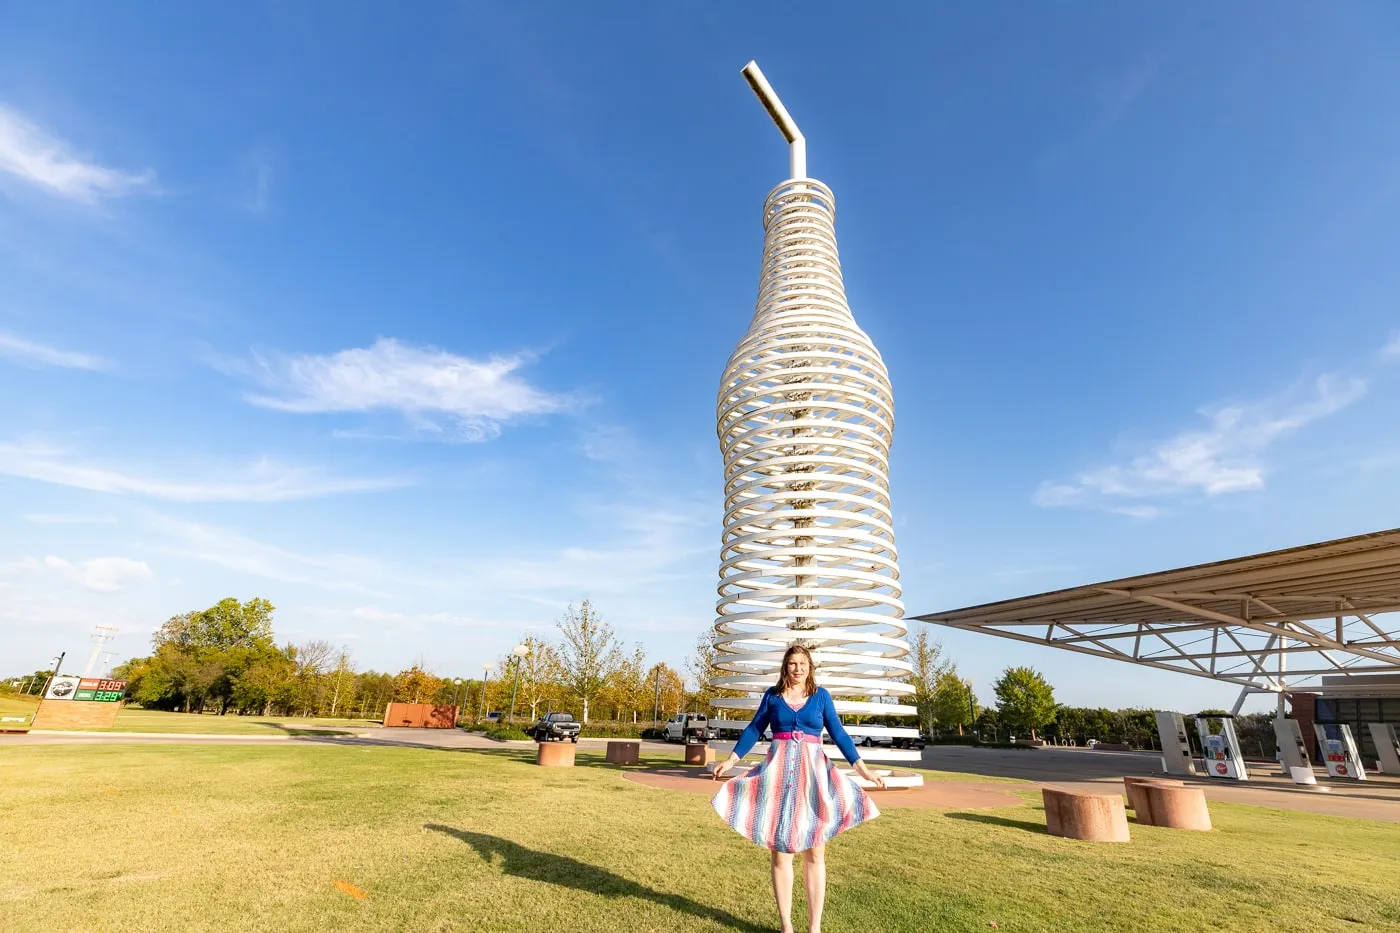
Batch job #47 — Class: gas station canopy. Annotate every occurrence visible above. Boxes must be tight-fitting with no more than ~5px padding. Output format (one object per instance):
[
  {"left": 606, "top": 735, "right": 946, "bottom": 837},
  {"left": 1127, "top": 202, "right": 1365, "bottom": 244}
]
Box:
[{"left": 915, "top": 528, "right": 1400, "bottom": 694}]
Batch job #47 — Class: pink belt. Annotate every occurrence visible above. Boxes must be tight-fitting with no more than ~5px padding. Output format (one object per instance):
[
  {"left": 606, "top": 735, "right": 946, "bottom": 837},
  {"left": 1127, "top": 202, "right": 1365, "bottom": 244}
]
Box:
[{"left": 772, "top": 730, "right": 820, "bottom": 743}]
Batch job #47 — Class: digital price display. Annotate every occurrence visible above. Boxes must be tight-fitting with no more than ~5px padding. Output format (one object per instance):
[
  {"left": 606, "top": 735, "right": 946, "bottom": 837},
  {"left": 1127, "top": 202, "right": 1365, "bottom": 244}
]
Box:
[{"left": 74, "top": 678, "right": 127, "bottom": 702}]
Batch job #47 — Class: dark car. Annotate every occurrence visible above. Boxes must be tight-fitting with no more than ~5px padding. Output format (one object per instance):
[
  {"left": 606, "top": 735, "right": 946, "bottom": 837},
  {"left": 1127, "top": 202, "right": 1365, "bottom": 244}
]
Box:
[{"left": 531, "top": 712, "right": 581, "bottom": 743}]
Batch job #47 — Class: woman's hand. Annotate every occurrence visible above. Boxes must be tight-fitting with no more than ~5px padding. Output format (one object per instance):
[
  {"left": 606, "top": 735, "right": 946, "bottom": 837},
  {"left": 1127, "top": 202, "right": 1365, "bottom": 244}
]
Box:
[
  {"left": 854, "top": 760, "right": 887, "bottom": 790},
  {"left": 712, "top": 754, "right": 740, "bottom": 781}
]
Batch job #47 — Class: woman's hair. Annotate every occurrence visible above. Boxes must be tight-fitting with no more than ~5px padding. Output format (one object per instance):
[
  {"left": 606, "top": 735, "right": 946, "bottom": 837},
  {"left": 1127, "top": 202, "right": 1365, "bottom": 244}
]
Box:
[{"left": 774, "top": 645, "right": 818, "bottom": 697}]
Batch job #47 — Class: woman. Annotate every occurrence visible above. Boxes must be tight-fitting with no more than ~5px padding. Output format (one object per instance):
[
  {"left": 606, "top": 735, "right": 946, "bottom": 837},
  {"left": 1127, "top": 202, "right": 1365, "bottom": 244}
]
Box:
[{"left": 711, "top": 645, "right": 886, "bottom": 933}]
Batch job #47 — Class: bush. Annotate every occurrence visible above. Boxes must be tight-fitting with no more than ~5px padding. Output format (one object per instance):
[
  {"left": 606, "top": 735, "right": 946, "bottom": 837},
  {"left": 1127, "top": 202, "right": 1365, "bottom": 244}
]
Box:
[
  {"left": 484, "top": 726, "right": 530, "bottom": 741},
  {"left": 578, "top": 721, "right": 648, "bottom": 738}
]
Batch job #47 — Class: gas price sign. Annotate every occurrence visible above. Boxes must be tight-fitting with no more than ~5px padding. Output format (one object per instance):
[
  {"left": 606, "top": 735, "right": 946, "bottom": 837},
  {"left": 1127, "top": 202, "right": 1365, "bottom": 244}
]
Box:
[{"left": 73, "top": 678, "right": 127, "bottom": 702}]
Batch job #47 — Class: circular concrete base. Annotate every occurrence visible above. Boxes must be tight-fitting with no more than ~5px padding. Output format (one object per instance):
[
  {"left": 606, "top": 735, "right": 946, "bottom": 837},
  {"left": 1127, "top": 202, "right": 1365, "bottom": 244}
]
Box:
[{"left": 621, "top": 767, "right": 1021, "bottom": 810}]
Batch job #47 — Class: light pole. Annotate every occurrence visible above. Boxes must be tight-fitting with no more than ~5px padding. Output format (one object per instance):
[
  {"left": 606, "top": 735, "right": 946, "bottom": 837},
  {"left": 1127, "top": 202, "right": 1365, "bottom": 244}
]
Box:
[
  {"left": 452, "top": 678, "right": 464, "bottom": 726},
  {"left": 477, "top": 664, "right": 492, "bottom": 724},
  {"left": 40, "top": 652, "right": 66, "bottom": 698},
  {"left": 652, "top": 666, "right": 665, "bottom": 728},
  {"left": 507, "top": 644, "right": 528, "bottom": 726}
]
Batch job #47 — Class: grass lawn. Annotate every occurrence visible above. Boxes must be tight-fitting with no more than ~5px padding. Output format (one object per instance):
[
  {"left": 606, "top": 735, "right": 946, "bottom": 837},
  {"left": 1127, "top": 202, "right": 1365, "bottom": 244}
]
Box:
[
  {"left": 67, "top": 707, "right": 382, "bottom": 735},
  {"left": 2, "top": 744, "right": 1397, "bottom": 932},
  {"left": 0, "top": 693, "right": 40, "bottom": 721}
]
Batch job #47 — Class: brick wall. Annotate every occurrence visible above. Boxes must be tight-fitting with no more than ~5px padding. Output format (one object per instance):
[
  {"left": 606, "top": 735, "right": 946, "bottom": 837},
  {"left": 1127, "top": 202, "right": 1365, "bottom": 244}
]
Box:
[{"left": 30, "top": 699, "right": 122, "bottom": 730}]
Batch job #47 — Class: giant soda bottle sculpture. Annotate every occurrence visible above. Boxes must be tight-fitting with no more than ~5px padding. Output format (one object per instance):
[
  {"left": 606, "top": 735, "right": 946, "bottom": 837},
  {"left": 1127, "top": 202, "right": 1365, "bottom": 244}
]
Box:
[{"left": 711, "top": 63, "right": 921, "bottom": 772}]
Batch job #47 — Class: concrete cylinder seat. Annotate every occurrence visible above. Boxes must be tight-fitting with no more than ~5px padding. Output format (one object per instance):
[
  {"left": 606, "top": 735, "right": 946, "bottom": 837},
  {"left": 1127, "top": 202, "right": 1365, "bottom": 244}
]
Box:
[
  {"left": 537, "top": 741, "right": 576, "bottom": 767},
  {"left": 1123, "top": 776, "right": 1185, "bottom": 823},
  {"left": 1141, "top": 784, "right": 1212, "bottom": 831},
  {"left": 605, "top": 741, "right": 640, "bottom": 765},
  {"left": 1042, "top": 787, "right": 1130, "bottom": 842},
  {"left": 684, "top": 744, "right": 715, "bottom": 766}
]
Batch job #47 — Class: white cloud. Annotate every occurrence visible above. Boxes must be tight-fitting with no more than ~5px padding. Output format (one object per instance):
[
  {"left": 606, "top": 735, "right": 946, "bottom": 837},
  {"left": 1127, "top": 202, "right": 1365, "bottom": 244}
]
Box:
[
  {"left": 42, "top": 555, "right": 153, "bottom": 592},
  {"left": 0, "top": 332, "right": 109, "bottom": 371},
  {"left": 0, "top": 105, "right": 154, "bottom": 202},
  {"left": 237, "top": 338, "right": 576, "bottom": 441},
  {"left": 1108, "top": 505, "right": 1162, "bottom": 520},
  {"left": 0, "top": 442, "right": 405, "bottom": 502},
  {"left": 23, "top": 513, "right": 118, "bottom": 525},
  {"left": 1035, "top": 374, "right": 1366, "bottom": 513},
  {"left": 148, "top": 515, "right": 401, "bottom": 596},
  {"left": 475, "top": 499, "right": 712, "bottom": 596},
  {"left": 1384, "top": 333, "right": 1400, "bottom": 359},
  {"left": 1, "top": 553, "right": 151, "bottom": 593}
]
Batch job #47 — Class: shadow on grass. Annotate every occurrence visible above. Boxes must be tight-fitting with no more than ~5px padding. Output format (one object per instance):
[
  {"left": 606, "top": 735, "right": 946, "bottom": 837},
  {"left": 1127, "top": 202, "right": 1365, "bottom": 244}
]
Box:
[
  {"left": 425, "top": 826, "right": 767, "bottom": 932},
  {"left": 944, "top": 811, "right": 1048, "bottom": 835},
  {"left": 257, "top": 723, "right": 353, "bottom": 737}
]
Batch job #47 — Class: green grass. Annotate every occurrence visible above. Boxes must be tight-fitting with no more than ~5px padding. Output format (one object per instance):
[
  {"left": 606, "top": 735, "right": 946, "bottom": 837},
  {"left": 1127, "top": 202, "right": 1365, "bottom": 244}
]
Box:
[
  {"left": 1, "top": 744, "right": 1397, "bottom": 932},
  {"left": 0, "top": 693, "right": 40, "bottom": 721},
  {"left": 77, "top": 708, "right": 382, "bottom": 735}
]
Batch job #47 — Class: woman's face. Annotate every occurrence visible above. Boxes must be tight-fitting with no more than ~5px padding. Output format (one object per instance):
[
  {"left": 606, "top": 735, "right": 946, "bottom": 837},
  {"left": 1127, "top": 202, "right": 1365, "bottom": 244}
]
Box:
[{"left": 786, "top": 652, "right": 809, "bottom": 684}]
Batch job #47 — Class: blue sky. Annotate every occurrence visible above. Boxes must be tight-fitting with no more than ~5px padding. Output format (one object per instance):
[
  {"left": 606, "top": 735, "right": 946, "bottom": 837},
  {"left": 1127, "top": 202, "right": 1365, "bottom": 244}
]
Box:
[{"left": 2, "top": 4, "right": 1398, "bottom": 712}]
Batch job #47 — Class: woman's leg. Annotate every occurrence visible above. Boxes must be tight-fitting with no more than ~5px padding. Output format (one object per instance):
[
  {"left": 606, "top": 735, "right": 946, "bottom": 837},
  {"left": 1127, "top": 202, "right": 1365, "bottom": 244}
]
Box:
[
  {"left": 801, "top": 844, "right": 826, "bottom": 933},
  {"left": 770, "top": 850, "right": 795, "bottom": 933}
]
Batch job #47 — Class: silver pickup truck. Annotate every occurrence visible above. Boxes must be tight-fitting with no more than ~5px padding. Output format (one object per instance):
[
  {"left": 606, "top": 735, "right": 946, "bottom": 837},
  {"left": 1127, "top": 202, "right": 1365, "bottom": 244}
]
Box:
[{"left": 662, "top": 712, "right": 717, "bottom": 743}]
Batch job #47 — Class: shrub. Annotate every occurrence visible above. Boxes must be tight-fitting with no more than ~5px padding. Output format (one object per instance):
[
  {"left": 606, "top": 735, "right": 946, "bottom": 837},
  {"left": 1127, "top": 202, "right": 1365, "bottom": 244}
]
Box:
[
  {"left": 578, "top": 721, "right": 647, "bottom": 738},
  {"left": 484, "top": 726, "right": 530, "bottom": 741}
]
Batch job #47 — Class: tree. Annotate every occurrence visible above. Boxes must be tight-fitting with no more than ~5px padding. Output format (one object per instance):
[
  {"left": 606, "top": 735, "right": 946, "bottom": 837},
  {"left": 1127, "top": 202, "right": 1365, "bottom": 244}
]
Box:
[
  {"left": 647, "top": 662, "right": 686, "bottom": 723},
  {"left": 609, "top": 643, "right": 651, "bottom": 723},
  {"left": 993, "top": 666, "right": 1057, "bottom": 740},
  {"left": 555, "top": 600, "right": 622, "bottom": 724},
  {"left": 394, "top": 665, "right": 441, "bottom": 704},
  {"left": 905, "top": 625, "right": 949, "bottom": 735},
  {"left": 327, "top": 649, "right": 356, "bottom": 717},
  {"left": 512, "top": 637, "right": 562, "bottom": 722},
  {"left": 930, "top": 668, "right": 976, "bottom": 736}
]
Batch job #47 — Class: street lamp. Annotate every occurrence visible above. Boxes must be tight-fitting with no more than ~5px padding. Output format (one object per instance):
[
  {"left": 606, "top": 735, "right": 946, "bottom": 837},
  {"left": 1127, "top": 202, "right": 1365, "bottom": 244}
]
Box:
[
  {"left": 507, "top": 644, "right": 529, "bottom": 725},
  {"left": 452, "top": 678, "right": 465, "bottom": 726},
  {"left": 477, "top": 663, "right": 492, "bottom": 724}
]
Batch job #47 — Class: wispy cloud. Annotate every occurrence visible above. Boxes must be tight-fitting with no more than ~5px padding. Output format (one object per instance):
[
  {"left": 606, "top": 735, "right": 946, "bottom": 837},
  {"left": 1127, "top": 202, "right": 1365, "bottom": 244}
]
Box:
[
  {"left": 1384, "top": 333, "right": 1400, "bottom": 359},
  {"left": 476, "top": 499, "right": 711, "bottom": 597},
  {"left": 148, "top": 515, "right": 400, "bottom": 596},
  {"left": 42, "top": 555, "right": 153, "bottom": 592},
  {"left": 2, "top": 553, "right": 153, "bottom": 592},
  {"left": 0, "top": 442, "right": 405, "bottom": 502},
  {"left": 23, "top": 512, "right": 118, "bottom": 525},
  {"left": 1034, "top": 374, "right": 1366, "bottom": 515},
  {"left": 243, "top": 147, "right": 273, "bottom": 215},
  {"left": 0, "top": 331, "right": 110, "bottom": 371},
  {"left": 1036, "top": 54, "right": 1161, "bottom": 172},
  {"left": 0, "top": 105, "right": 154, "bottom": 202},
  {"left": 233, "top": 338, "right": 577, "bottom": 442}
]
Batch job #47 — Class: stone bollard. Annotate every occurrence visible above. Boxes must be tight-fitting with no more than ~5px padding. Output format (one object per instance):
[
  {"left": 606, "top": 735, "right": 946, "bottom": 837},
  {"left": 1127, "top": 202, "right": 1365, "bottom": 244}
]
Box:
[
  {"left": 1042, "top": 787, "right": 1130, "bottom": 842},
  {"left": 605, "top": 740, "right": 640, "bottom": 765},
  {"left": 685, "top": 744, "right": 715, "bottom": 766},
  {"left": 1123, "top": 776, "right": 1185, "bottom": 824},
  {"left": 537, "top": 741, "right": 576, "bottom": 767}
]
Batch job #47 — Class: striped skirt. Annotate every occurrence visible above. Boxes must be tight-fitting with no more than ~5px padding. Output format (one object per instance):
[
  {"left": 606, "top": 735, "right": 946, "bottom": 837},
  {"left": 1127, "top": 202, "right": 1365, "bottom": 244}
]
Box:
[{"left": 711, "top": 738, "right": 879, "bottom": 853}]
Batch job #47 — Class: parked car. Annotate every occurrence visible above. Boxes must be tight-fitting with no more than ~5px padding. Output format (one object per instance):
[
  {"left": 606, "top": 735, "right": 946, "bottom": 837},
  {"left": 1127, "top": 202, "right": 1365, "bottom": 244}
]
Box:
[
  {"left": 856, "top": 731, "right": 926, "bottom": 750},
  {"left": 531, "top": 712, "right": 581, "bottom": 743},
  {"left": 662, "top": 712, "right": 717, "bottom": 743}
]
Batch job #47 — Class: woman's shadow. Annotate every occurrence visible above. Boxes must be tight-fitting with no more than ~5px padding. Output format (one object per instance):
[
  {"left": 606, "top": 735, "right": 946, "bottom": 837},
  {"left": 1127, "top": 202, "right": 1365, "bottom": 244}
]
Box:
[{"left": 424, "top": 825, "right": 767, "bottom": 933}]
